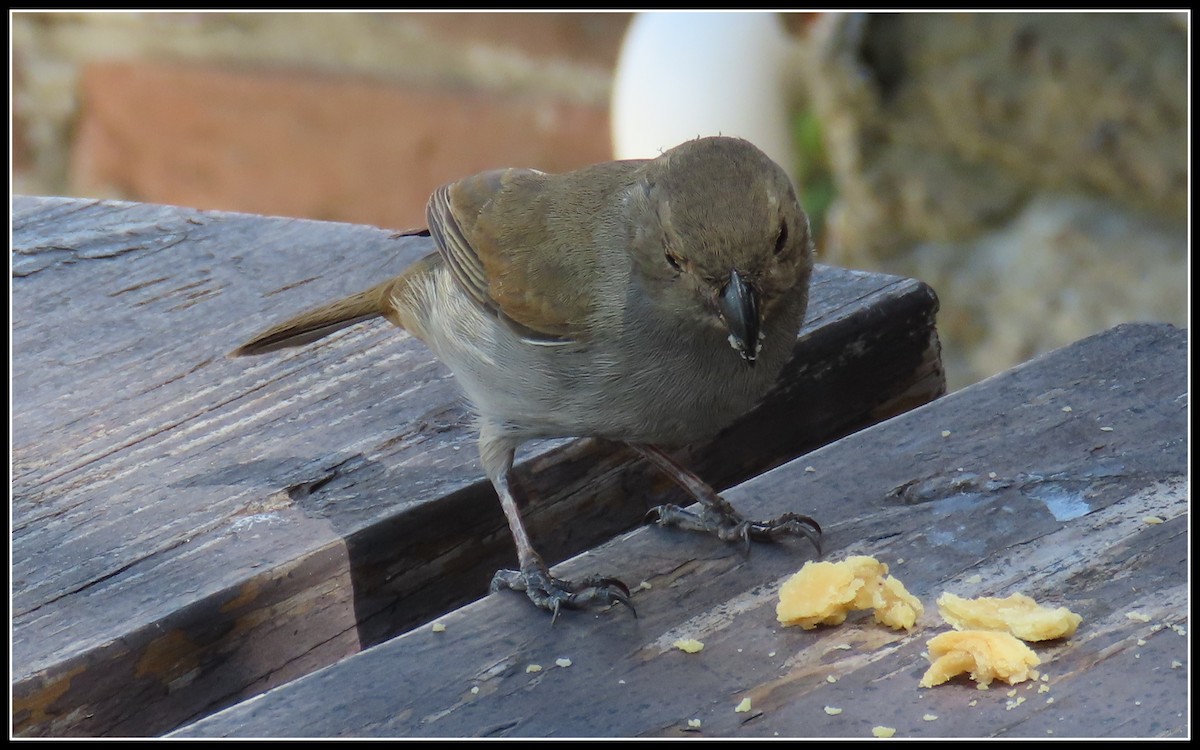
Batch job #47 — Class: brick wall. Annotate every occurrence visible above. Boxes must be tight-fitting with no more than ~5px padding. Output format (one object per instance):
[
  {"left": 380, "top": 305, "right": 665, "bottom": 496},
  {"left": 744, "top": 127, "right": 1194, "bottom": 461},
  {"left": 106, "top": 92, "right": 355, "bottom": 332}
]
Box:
[{"left": 13, "top": 12, "right": 632, "bottom": 229}]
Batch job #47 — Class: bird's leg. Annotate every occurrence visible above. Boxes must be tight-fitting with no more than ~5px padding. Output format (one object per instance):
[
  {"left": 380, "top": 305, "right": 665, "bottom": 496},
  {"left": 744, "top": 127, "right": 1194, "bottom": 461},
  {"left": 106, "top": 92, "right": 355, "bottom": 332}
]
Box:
[
  {"left": 632, "top": 444, "right": 822, "bottom": 554},
  {"left": 482, "top": 437, "right": 635, "bottom": 622}
]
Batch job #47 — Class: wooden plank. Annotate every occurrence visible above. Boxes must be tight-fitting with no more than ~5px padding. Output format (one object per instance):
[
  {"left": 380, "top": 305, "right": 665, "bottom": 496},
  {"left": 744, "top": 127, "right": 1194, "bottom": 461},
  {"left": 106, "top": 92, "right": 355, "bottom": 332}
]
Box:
[
  {"left": 173, "top": 323, "right": 1187, "bottom": 739},
  {"left": 11, "top": 195, "right": 944, "bottom": 737}
]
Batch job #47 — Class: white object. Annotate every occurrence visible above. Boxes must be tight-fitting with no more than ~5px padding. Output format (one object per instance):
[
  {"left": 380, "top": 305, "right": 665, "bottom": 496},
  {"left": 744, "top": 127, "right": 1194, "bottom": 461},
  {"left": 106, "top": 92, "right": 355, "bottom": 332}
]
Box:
[{"left": 611, "top": 12, "right": 796, "bottom": 182}]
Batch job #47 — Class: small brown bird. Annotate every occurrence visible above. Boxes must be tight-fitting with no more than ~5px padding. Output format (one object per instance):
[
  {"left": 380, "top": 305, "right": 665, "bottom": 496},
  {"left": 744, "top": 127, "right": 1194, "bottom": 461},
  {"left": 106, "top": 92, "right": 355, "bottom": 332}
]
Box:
[{"left": 234, "top": 136, "right": 820, "bottom": 619}]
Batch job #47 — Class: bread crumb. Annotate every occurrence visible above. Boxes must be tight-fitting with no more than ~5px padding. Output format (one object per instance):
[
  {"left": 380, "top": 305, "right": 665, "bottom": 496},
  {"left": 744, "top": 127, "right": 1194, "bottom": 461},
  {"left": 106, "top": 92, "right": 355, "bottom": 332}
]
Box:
[
  {"left": 941, "top": 430, "right": 952, "bottom": 438},
  {"left": 824, "top": 706, "right": 843, "bottom": 715},
  {"left": 555, "top": 657, "right": 572, "bottom": 668},
  {"left": 872, "top": 726, "right": 896, "bottom": 738},
  {"left": 805, "top": 465, "right": 816, "bottom": 473},
  {"left": 431, "top": 622, "right": 447, "bottom": 633},
  {"left": 1061, "top": 406, "right": 1072, "bottom": 412},
  {"left": 1100, "top": 426, "right": 1114, "bottom": 431},
  {"left": 937, "top": 592, "right": 1082, "bottom": 640},
  {"left": 673, "top": 638, "right": 705, "bottom": 654},
  {"left": 735, "top": 697, "right": 752, "bottom": 713},
  {"left": 923, "top": 713, "right": 938, "bottom": 721},
  {"left": 920, "top": 630, "right": 1041, "bottom": 688},
  {"left": 826, "top": 675, "right": 837, "bottom": 683},
  {"left": 687, "top": 719, "right": 702, "bottom": 728},
  {"left": 776, "top": 556, "right": 923, "bottom": 631},
  {"left": 470, "top": 686, "right": 480, "bottom": 695},
  {"left": 526, "top": 664, "right": 543, "bottom": 673},
  {"left": 1143, "top": 515, "right": 1164, "bottom": 524},
  {"left": 1126, "top": 611, "right": 1151, "bottom": 622}
]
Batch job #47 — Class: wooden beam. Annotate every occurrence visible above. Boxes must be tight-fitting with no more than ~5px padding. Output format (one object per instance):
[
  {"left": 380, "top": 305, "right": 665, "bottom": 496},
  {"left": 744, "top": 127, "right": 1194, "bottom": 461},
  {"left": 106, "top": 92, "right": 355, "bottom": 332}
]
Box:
[
  {"left": 174, "top": 323, "right": 1187, "bottom": 739},
  {"left": 12, "top": 196, "right": 944, "bottom": 736}
]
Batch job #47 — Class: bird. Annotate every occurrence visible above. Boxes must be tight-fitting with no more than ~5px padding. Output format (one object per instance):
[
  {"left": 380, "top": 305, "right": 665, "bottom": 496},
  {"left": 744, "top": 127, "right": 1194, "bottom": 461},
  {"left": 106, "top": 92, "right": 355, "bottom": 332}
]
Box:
[{"left": 233, "top": 136, "right": 821, "bottom": 620}]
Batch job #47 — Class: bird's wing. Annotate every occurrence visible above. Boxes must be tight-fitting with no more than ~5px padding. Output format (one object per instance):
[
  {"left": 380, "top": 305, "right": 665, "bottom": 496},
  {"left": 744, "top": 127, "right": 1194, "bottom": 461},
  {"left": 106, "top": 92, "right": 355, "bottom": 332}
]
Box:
[{"left": 426, "top": 167, "right": 601, "bottom": 344}]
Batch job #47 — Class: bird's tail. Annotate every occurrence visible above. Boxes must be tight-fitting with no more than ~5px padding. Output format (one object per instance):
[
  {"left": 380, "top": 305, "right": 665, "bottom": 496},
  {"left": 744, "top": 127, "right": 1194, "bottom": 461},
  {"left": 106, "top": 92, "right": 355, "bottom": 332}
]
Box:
[{"left": 231, "top": 252, "right": 439, "bottom": 357}]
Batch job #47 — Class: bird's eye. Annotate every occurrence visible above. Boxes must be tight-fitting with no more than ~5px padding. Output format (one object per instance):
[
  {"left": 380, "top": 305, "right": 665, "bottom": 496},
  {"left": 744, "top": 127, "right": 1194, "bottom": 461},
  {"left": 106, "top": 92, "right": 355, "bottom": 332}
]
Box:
[
  {"left": 774, "top": 220, "right": 789, "bottom": 256},
  {"left": 665, "top": 249, "right": 684, "bottom": 272}
]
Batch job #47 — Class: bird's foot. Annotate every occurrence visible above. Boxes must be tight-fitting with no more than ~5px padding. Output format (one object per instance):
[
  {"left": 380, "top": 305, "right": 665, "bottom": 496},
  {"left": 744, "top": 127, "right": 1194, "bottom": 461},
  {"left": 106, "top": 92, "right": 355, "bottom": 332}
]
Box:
[
  {"left": 647, "top": 497, "right": 822, "bottom": 555},
  {"left": 490, "top": 564, "right": 636, "bottom": 623}
]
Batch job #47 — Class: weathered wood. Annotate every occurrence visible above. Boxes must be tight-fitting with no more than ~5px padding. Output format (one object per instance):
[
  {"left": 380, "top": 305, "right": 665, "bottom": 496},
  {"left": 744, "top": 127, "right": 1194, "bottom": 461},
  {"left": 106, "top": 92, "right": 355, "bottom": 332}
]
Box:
[
  {"left": 174, "top": 323, "right": 1187, "bottom": 739},
  {"left": 11, "top": 195, "right": 944, "bottom": 737}
]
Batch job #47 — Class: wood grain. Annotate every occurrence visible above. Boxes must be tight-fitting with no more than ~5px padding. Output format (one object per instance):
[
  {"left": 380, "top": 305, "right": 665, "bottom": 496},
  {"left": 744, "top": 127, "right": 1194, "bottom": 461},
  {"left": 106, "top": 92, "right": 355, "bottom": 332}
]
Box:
[
  {"left": 12, "top": 196, "right": 944, "bottom": 736},
  {"left": 174, "top": 323, "right": 1187, "bottom": 739}
]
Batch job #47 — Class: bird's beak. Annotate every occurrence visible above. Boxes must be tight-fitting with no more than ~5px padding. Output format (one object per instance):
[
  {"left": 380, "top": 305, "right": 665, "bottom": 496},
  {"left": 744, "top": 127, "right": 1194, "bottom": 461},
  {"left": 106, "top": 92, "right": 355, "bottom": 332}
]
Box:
[{"left": 719, "top": 269, "right": 761, "bottom": 366}]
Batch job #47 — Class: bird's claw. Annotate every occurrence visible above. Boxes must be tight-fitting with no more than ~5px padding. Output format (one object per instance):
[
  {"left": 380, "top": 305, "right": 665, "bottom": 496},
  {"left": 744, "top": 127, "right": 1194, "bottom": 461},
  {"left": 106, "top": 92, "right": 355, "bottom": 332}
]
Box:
[
  {"left": 647, "top": 503, "right": 822, "bottom": 556},
  {"left": 490, "top": 565, "right": 636, "bottom": 624}
]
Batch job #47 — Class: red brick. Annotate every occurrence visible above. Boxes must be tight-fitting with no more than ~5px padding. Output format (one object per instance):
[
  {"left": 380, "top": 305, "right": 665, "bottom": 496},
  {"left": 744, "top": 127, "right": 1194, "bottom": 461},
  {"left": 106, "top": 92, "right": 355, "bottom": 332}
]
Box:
[{"left": 71, "top": 61, "right": 612, "bottom": 229}]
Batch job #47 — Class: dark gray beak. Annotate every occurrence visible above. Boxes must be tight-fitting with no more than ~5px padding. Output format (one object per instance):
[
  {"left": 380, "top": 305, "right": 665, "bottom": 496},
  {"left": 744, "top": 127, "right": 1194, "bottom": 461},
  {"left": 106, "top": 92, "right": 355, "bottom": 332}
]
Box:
[{"left": 719, "top": 269, "right": 761, "bottom": 365}]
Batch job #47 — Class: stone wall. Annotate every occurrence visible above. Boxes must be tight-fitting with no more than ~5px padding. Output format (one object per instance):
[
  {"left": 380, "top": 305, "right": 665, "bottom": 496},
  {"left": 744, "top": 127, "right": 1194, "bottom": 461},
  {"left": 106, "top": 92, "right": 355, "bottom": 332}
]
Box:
[{"left": 802, "top": 13, "right": 1187, "bottom": 387}]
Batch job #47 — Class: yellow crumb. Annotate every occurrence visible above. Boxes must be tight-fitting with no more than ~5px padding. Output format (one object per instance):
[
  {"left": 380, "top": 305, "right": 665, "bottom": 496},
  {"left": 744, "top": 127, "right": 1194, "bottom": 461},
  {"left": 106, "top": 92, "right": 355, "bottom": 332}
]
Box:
[
  {"left": 735, "top": 697, "right": 752, "bottom": 713},
  {"left": 673, "top": 638, "right": 705, "bottom": 654},
  {"left": 776, "top": 556, "right": 923, "bottom": 631},
  {"left": 872, "top": 726, "right": 896, "bottom": 738},
  {"left": 937, "top": 592, "right": 1081, "bottom": 641},
  {"left": 824, "top": 706, "right": 843, "bottom": 715},
  {"left": 920, "top": 630, "right": 1041, "bottom": 688}
]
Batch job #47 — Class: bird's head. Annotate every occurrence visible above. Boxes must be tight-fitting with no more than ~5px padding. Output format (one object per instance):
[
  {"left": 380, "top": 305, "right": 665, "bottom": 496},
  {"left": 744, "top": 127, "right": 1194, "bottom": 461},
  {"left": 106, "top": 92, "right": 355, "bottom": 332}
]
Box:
[{"left": 627, "top": 136, "right": 813, "bottom": 365}]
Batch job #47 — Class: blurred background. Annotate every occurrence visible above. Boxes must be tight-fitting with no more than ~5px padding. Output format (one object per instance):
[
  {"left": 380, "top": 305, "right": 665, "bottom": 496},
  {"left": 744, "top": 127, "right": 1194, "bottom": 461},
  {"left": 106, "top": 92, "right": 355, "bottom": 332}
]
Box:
[{"left": 11, "top": 11, "right": 1188, "bottom": 390}]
